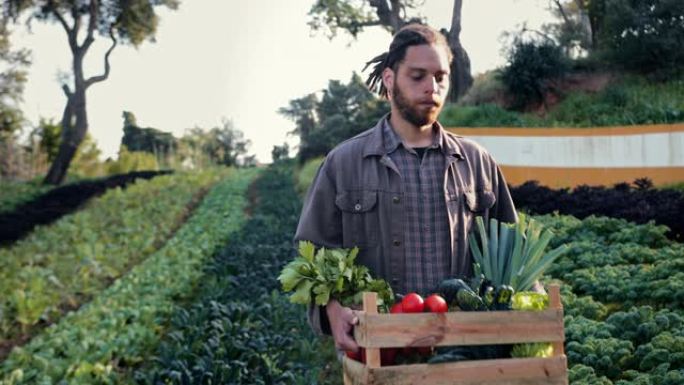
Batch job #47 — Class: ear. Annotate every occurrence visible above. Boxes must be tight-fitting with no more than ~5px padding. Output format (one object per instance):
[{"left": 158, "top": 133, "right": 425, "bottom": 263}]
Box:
[{"left": 382, "top": 67, "right": 395, "bottom": 99}]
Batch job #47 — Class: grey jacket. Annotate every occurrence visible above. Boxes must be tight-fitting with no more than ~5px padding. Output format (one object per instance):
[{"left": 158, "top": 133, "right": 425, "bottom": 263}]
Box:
[{"left": 294, "top": 116, "right": 517, "bottom": 335}]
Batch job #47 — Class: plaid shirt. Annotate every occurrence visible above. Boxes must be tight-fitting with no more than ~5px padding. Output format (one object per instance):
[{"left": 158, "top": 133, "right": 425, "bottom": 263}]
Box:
[{"left": 382, "top": 120, "right": 451, "bottom": 295}]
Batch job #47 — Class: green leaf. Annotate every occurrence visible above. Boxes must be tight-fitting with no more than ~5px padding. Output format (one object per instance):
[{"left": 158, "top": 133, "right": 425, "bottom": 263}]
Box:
[
  {"left": 476, "top": 217, "right": 491, "bottom": 278},
  {"left": 278, "top": 264, "right": 306, "bottom": 292},
  {"left": 313, "top": 283, "right": 332, "bottom": 306},
  {"left": 298, "top": 241, "right": 315, "bottom": 262},
  {"left": 290, "top": 280, "right": 315, "bottom": 305},
  {"left": 489, "top": 218, "right": 500, "bottom": 285}
]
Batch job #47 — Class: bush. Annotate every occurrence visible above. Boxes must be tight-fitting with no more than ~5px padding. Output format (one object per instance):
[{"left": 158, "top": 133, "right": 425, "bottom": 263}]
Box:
[
  {"left": 105, "top": 146, "right": 159, "bottom": 175},
  {"left": 459, "top": 71, "right": 505, "bottom": 106},
  {"left": 500, "top": 40, "right": 570, "bottom": 110},
  {"left": 511, "top": 179, "right": 684, "bottom": 241}
]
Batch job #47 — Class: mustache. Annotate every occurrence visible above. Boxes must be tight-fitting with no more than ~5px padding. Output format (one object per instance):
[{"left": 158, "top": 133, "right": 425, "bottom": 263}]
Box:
[{"left": 419, "top": 98, "right": 442, "bottom": 107}]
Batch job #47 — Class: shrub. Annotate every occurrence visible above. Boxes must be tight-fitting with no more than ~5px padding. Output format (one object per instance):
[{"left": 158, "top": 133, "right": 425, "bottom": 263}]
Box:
[
  {"left": 105, "top": 146, "right": 159, "bottom": 175},
  {"left": 500, "top": 40, "right": 570, "bottom": 110},
  {"left": 511, "top": 180, "right": 684, "bottom": 241},
  {"left": 459, "top": 70, "right": 505, "bottom": 106}
]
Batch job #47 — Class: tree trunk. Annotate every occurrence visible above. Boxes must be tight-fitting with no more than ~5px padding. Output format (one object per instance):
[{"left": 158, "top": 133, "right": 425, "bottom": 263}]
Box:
[
  {"left": 447, "top": 0, "right": 473, "bottom": 102},
  {"left": 44, "top": 86, "right": 87, "bottom": 185},
  {"left": 370, "top": 0, "right": 406, "bottom": 33}
]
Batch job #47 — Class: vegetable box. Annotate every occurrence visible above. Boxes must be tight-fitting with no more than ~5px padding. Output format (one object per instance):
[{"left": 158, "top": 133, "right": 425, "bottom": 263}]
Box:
[{"left": 343, "top": 285, "right": 568, "bottom": 385}]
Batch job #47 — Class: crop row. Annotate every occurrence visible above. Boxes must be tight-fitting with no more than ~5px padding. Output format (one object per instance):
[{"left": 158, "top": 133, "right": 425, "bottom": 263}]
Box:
[
  {"left": 293, "top": 160, "right": 684, "bottom": 384},
  {"left": 0, "top": 168, "right": 258, "bottom": 384},
  {"left": 511, "top": 179, "right": 684, "bottom": 241},
  {"left": 565, "top": 306, "right": 684, "bottom": 384},
  {"left": 0, "top": 170, "right": 172, "bottom": 245},
  {"left": 130, "top": 162, "right": 339, "bottom": 385},
  {"left": 0, "top": 180, "right": 52, "bottom": 214},
  {"left": 533, "top": 215, "right": 684, "bottom": 384},
  {"left": 0, "top": 171, "right": 223, "bottom": 344},
  {"left": 535, "top": 214, "right": 684, "bottom": 311}
]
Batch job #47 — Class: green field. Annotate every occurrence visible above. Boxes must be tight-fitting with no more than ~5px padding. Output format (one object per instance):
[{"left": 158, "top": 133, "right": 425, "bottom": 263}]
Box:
[{"left": 0, "top": 163, "right": 681, "bottom": 384}]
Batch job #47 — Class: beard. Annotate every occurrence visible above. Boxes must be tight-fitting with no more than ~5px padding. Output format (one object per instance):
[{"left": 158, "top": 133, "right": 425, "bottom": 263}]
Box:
[{"left": 392, "top": 82, "right": 442, "bottom": 127}]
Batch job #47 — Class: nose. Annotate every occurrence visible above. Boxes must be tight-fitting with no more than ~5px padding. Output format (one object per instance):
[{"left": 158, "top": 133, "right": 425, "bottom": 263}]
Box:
[{"left": 426, "top": 77, "right": 439, "bottom": 94}]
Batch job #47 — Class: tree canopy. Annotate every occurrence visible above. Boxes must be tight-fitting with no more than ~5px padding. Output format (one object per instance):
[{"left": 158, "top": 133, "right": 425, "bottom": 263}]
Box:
[
  {"left": 2, "top": 0, "right": 179, "bottom": 184},
  {"left": 308, "top": 0, "right": 473, "bottom": 101},
  {"left": 280, "top": 73, "right": 388, "bottom": 162}
]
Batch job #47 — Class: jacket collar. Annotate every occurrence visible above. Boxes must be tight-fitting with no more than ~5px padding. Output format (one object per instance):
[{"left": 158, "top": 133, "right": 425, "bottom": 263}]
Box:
[{"left": 362, "top": 114, "right": 465, "bottom": 160}]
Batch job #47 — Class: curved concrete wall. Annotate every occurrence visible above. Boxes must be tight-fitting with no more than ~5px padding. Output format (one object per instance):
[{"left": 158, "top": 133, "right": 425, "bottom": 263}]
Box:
[{"left": 447, "top": 124, "right": 684, "bottom": 188}]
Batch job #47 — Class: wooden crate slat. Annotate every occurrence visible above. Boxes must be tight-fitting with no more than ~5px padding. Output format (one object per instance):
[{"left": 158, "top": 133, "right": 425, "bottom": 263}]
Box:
[
  {"left": 355, "top": 309, "right": 564, "bottom": 348},
  {"left": 344, "top": 356, "right": 568, "bottom": 385},
  {"left": 344, "top": 356, "right": 368, "bottom": 385}
]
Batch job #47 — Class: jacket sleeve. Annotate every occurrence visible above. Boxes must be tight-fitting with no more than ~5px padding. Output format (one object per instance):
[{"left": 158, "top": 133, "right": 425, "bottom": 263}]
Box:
[
  {"left": 294, "top": 157, "right": 342, "bottom": 336},
  {"left": 490, "top": 161, "right": 518, "bottom": 225}
]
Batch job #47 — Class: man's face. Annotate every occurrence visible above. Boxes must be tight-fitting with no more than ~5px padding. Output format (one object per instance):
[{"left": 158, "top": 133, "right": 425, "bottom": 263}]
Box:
[{"left": 384, "top": 43, "right": 451, "bottom": 127}]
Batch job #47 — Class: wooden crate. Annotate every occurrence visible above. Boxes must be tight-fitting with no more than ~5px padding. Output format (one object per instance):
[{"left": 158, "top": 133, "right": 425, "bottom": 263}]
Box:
[{"left": 343, "top": 285, "right": 568, "bottom": 385}]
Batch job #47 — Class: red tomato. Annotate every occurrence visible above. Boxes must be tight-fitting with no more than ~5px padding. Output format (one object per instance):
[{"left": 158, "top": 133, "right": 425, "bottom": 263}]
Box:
[
  {"left": 424, "top": 294, "right": 448, "bottom": 313},
  {"left": 345, "top": 348, "right": 366, "bottom": 363},
  {"left": 401, "top": 293, "right": 424, "bottom": 313},
  {"left": 390, "top": 302, "right": 403, "bottom": 314},
  {"left": 345, "top": 350, "right": 360, "bottom": 361}
]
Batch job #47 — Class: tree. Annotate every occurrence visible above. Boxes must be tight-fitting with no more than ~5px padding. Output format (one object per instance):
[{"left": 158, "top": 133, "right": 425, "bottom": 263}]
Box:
[
  {"left": 203, "top": 119, "right": 251, "bottom": 167},
  {"left": 280, "top": 73, "right": 388, "bottom": 162},
  {"left": 308, "top": 0, "right": 473, "bottom": 101},
  {"left": 3, "top": 0, "right": 179, "bottom": 184},
  {"left": 120, "top": 111, "right": 177, "bottom": 163},
  {"left": 177, "top": 120, "right": 251, "bottom": 168},
  {"left": 271, "top": 142, "right": 290, "bottom": 163},
  {"left": 600, "top": 0, "right": 684, "bottom": 74},
  {"left": 543, "top": 0, "right": 593, "bottom": 56},
  {"left": 0, "top": 20, "right": 29, "bottom": 179}
]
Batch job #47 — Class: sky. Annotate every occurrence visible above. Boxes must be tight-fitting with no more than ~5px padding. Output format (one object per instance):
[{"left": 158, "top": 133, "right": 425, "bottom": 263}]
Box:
[{"left": 13, "top": 0, "right": 555, "bottom": 163}]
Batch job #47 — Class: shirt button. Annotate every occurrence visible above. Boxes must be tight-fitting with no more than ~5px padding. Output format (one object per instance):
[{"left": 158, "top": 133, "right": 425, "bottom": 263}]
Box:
[
  {"left": 393, "top": 239, "right": 401, "bottom": 247},
  {"left": 354, "top": 203, "right": 362, "bottom": 211},
  {"left": 392, "top": 196, "right": 400, "bottom": 204}
]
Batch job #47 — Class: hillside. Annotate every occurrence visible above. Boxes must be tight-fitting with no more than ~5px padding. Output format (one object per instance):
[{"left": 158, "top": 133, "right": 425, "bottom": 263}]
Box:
[{"left": 441, "top": 71, "right": 684, "bottom": 128}]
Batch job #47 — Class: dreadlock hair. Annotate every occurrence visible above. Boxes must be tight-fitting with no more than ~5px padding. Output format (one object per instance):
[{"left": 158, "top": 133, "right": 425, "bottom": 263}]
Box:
[{"left": 364, "top": 23, "right": 453, "bottom": 98}]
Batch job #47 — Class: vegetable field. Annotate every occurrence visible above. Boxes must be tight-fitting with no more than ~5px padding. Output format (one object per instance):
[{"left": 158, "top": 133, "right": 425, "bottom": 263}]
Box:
[{"left": 0, "top": 162, "right": 682, "bottom": 384}]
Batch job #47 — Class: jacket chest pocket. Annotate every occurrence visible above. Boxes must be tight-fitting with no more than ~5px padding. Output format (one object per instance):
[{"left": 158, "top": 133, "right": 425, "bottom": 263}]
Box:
[
  {"left": 446, "top": 188, "right": 497, "bottom": 235},
  {"left": 335, "top": 190, "right": 379, "bottom": 247},
  {"left": 464, "top": 190, "right": 496, "bottom": 213}
]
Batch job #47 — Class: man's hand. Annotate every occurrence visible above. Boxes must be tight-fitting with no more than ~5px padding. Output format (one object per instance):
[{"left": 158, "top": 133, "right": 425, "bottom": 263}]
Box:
[{"left": 326, "top": 299, "right": 359, "bottom": 352}]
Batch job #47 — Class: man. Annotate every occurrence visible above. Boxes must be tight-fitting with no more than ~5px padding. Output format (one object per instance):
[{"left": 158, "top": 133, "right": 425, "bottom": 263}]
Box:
[{"left": 294, "top": 23, "right": 517, "bottom": 355}]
